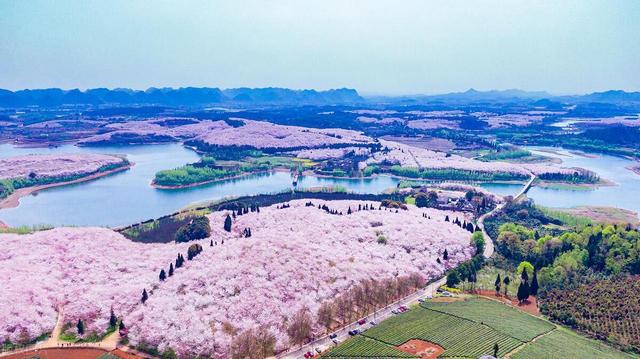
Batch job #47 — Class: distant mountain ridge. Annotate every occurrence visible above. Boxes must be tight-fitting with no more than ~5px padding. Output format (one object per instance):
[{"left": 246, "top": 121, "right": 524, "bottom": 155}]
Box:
[
  {"left": 0, "top": 87, "right": 363, "bottom": 107},
  {"left": 576, "top": 90, "right": 640, "bottom": 103},
  {"left": 425, "top": 88, "right": 552, "bottom": 101},
  {"left": 1, "top": 86, "right": 639, "bottom": 108}
]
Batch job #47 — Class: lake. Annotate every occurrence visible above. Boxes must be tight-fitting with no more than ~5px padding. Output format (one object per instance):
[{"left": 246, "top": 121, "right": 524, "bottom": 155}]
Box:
[
  {"left": 525, "top": 147, "right": 640, "bottom": 215},
  {"left": 1, "top": 144, "right": 638, "bottom": 227},
  {"left": 0, "top": 143, "right": 400, "bottom": 227}
]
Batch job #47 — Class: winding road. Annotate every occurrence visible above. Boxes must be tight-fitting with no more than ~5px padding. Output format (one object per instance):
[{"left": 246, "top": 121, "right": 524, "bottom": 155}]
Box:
[{"left": 278, "top": 175, "right": 535, "bottom": 359}]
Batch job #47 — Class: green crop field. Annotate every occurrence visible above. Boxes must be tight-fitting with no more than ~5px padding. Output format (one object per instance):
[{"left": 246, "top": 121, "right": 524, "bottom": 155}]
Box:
[
  {"left": 422, "top": 298, "right": 555, "bottom": 341},
  {"left": 323, "top": 336, "right": 415, "bottom": 358},
  {"left": 512, "top": 329, "right": 635, "bottom": 359},
  {"left": 327, "top": 297, "right": 634, "bottom": 358},
  {"left": 362, "top": 307, "right": 522, "bottom": 358}
]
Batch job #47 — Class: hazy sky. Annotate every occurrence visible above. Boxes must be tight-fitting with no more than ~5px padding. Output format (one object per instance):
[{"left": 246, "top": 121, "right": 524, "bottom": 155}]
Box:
[{"left": 1, "top": 0, "right": 639, "bottom": 95}]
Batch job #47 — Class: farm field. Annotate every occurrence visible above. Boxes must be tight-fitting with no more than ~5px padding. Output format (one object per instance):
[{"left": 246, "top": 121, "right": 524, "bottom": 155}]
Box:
[
  {"left": 361, "top": 305, "right": 522, "bottom": 357},
  {"left": 422, "top": 298, "right": 554, "bottom": 341},
  {"left": 327, "top": 297, "right": 633, "bottom": 359},
  {"left": 323, "top": 336, "right": 414, "bottom": 358},
  {"left": 512, "top": 328, "right": 635, "bottom": 359}
]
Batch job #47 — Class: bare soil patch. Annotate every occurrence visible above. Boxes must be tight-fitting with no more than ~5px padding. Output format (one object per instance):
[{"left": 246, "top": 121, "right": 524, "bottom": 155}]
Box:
[
  {"left": 397, "top": 339, "right": 444, "bottom": 359},
  {"left": 2, "top": 348, "right": 144, "bottom": 359},
  {"left": 475, "top": 290, "right": 540, "bottom": 316},
  {"left": 4, "top": 348, "right": 106, "bottom": 359}
]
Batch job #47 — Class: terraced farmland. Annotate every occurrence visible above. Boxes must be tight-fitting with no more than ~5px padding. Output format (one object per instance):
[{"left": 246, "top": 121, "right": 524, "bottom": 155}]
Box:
[
  {"left": 512, "top": 329, "right": 635, "bottom": 359},
  {"left": 323, "top": 336, "right": 415, "bottom": 358},
  {"left": 422, "top": 298, "right": 555, "bottom": 341},
  {"left": 362, "top": 307, "right": 522, "bottom": 358}
]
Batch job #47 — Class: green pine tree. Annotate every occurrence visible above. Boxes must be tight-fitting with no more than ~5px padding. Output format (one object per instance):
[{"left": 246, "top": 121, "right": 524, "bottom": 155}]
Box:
[
  {"left": 77, "top": 319, "right": 85, "bottom": 335},
  {"left": 224, "top": 214, "right": 232, "bottom": 232}
]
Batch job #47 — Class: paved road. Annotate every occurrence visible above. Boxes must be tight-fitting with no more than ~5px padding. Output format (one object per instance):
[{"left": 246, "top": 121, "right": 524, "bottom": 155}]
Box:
[{"left": 279, "top": 175, "right": 536, "bottom": 359}]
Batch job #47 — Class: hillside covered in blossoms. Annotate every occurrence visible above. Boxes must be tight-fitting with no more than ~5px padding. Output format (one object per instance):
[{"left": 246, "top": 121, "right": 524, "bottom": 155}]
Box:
[
  {"left": 0, "top": 200, "right": 473, "bottom": 357},
  {"left": 0, "top": 154, "right": 127, "bottom": 181}
]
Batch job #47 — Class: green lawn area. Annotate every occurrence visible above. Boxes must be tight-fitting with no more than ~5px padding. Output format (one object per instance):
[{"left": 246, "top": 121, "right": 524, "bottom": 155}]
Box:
[
  {"left": 512, "top": 328, "right": 636, "bottom": 359},
  {"left": 422, "top": 298, "right": 555, "bottom": 342},
  {"left": 362, "top": 306, "right": 522, "bottom": 358},
  {"left": 404, "top": 196, "right": 416, "bottom": 205},
  {"left": 465, "top": 265, "right": 519, "bottom": 296}
]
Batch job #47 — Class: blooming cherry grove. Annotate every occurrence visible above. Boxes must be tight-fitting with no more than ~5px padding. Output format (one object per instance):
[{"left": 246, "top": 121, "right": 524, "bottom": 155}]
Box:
[
  {"left": 0, "top": 228, "right": 189, "bottom": 343},
  {"left": 293, "top": 147, "right": 371, "bottom": 160},
  {"left": 195, "top": 119, "right": 373, "bottom": 149},
  {"left": 367, "top": 139, "right": 579, "bottom": 177},
  {"left": 79, "top": 119, "right": 233, "bottom": 145},
  {"left": 0, "top": 200, "right": 472, "bottom": 357},
  {"left": 126, "top": 200, "right": 473, "bottom": 357},
  {"left": 0, "top": 154, "right": 127, "bottom": 180}
]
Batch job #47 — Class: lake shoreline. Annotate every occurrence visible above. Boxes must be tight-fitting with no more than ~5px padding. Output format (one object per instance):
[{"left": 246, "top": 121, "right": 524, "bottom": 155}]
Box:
[
  {"left": 534, "top": 177, "right": 615, "bottom": 191},
  {"left": 0, "top": 163, "right": 133, "bottom": 210}
]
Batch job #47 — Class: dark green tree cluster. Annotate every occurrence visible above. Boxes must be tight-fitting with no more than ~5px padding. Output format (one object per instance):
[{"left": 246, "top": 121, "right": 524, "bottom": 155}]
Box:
[
  {"left": 471, "top": 231, "right": 485, "bottom": 256},
  {"left": 496, "top": 222, "right": 640, "bottom": 289},
  {"left": 446, "top": 254, "right": 484, "bottom": 288},
  {"left": 415, "top": 191, "right": 438, "bottom": 208},
  {"left": 174, "top": 216, "right": 211, "bottom": 243},
  {"left": 538, "top": 170, "right": 599, "bottom": 184},
  {"left": 390, "top": 165, "right": 530, "bottom": 182}
]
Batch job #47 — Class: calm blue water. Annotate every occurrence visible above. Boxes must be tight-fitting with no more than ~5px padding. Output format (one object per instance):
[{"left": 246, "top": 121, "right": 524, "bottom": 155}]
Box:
[
  {"left": 1, "top": 143, "right": 638, "bottom": 227},
  {"left": 525, "top": 147, "right": 640, "bottom": 215},
  {"left": 0, "top": 144, "right": 401, "bottom": 227}
]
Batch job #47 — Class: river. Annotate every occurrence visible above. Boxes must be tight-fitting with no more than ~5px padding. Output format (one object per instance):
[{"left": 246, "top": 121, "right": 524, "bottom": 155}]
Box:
[{"left": 1, "top": 144, "right": 638, "bottom": 227}]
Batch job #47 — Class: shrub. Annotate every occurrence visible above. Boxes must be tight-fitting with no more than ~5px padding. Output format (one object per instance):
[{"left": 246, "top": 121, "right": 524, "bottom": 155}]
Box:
[{"left": 187, "top": 243, "right": 203, "bottom": 260}]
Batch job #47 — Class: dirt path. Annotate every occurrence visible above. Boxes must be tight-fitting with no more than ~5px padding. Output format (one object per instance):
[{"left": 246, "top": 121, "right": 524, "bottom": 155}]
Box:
[
  {"left": 0, "top": 164, "right": 131, "bottom": 211},
  {"left": 38, "top": 307, "right": 65, "bottom": 349},
  {"left": 99, "top": 329, "right": 120, "bottom": 350}
]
